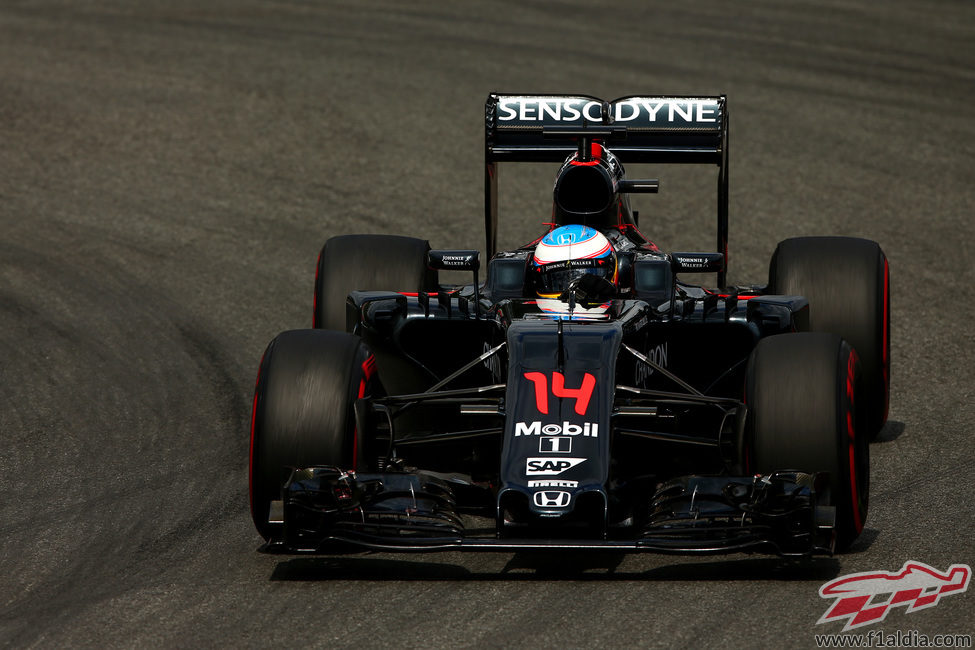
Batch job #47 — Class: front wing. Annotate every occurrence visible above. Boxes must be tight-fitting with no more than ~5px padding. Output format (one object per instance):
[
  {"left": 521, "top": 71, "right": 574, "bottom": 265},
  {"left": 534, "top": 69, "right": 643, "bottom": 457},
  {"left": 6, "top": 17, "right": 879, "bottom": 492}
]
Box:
[{"left": 267, "top": 468, "right": 836, "bottom": 556}]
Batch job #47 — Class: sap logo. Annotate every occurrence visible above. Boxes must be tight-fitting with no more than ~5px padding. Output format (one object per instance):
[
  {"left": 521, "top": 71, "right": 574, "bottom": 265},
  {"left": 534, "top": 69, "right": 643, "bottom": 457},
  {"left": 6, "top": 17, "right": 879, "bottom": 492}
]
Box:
[
  {"left": 528, "top": 480, "right": 578, "bottom": 488},
  {"left": 523, "top": 372, "right": 596, "bottom": 416},
  {"left": 515, "top": 421, "right": 599, "bottom": 438},
  {"left": 635, "top": 342, "right": 668, "bottom": 386},
  {"left": 533, "top": 491, "right": 571, "bottom": 508},
  {"left": 526, "top": 457, "right": 585, "bottom": 476}
]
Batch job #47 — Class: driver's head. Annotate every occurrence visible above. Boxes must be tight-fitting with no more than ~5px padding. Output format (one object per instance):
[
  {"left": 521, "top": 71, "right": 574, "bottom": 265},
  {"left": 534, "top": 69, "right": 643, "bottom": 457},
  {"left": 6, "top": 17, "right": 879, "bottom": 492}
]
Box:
[{"left": 530, "top": 225, "right": 618, "bottom": 299}]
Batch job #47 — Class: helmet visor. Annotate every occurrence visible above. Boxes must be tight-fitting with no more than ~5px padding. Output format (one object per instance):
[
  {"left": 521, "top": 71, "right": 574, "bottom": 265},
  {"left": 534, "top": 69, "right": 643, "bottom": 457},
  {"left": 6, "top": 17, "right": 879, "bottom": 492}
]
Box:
[{"left": 534, "top": 258, "right": 615, "bottom": 298}]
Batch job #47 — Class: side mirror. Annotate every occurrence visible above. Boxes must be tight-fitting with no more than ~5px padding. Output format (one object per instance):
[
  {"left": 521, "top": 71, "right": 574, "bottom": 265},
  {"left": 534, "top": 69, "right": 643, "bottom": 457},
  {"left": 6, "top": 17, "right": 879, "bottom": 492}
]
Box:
[
  {"left": 427, "top": 250, "right": 482, "bottom": 317},
  {"left": 671, "top": 252, "right": 725, "bottom": 274},
  {"left": 428, "top": 250, "right": 480, "bottom": 272}
]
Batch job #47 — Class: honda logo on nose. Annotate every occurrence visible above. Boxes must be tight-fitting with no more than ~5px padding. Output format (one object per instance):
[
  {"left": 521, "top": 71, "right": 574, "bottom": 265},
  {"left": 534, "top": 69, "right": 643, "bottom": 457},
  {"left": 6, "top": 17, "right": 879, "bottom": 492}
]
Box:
[{"left": 533, "top": 491, "right": 571, "bottom": 508}]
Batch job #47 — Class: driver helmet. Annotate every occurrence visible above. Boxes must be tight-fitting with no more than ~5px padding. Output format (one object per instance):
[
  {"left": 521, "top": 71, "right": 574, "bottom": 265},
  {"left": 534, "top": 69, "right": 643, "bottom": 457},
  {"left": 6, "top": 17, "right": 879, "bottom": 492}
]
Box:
[{"left": 531, "top": 224, "right": 618, "bottom": 299}]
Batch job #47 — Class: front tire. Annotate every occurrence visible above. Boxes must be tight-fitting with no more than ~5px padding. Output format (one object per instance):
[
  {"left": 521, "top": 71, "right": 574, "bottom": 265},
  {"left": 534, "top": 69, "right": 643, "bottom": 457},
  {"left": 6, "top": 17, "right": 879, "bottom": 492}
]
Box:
[
  {"left": 746, "top": 332, "right": 869, "bottom": 550},
  {"left": 249, "top": 329, "right": 375, "bottom": 540}
]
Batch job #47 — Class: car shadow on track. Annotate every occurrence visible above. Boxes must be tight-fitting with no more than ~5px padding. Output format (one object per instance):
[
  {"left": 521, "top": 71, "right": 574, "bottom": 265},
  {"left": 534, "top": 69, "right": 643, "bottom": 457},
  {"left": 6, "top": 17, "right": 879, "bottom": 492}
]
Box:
[
  {"left": 874, "top": 420, "right": 906, "bottom": 444},
  {"left": 268, "top": 553, "right": 847, "bottom": 583}
]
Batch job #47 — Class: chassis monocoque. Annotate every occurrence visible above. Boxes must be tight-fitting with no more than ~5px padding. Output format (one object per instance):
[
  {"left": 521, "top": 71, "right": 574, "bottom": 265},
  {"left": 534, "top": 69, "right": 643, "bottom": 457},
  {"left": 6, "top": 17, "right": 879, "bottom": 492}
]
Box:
[{"left": 249, "top": 94, "right": 890, "bottom": 557}]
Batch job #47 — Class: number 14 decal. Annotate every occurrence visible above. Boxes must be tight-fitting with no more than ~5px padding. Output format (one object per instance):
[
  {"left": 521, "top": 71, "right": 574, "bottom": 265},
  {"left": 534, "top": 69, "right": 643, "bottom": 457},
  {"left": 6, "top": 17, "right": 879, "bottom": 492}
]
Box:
[{"left": 523, "top": 372, "right": 596, "bottom": 416}]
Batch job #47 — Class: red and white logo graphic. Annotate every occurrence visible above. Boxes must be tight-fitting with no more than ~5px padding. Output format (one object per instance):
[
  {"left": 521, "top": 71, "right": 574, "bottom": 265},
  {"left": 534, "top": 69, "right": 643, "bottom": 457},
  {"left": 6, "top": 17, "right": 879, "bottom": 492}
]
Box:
[{"left": 817, "top": 561, "right": 971, "bottom": 631}]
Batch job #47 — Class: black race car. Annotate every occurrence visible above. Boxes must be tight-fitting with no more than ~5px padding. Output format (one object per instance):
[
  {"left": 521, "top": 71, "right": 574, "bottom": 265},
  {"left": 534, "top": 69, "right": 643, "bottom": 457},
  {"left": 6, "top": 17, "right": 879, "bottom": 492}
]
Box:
[{"left": 248, "top": 94, "right": 889, "bottom": 556}]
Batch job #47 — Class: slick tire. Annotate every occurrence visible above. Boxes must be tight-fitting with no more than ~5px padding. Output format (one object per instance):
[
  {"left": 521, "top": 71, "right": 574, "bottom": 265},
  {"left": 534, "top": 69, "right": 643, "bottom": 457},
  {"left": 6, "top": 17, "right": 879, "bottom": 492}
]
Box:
[
  {"left": 249, "top": 329, "right": 375, "bottom": 541},
  {"left": 313, "top": 234, "right": 437, "bottom": 331},
  {"left": 769, "top": 236, "right": 889, "bottom": 439},
  {"left": 746, "top": 332, "right": 869, "bottom": 551}
]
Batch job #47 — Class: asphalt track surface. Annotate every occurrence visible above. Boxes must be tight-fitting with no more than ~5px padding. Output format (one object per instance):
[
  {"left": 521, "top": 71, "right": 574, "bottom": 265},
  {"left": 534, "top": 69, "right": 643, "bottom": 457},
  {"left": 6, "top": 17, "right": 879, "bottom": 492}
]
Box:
[{"left": 2, "top": 1, "right": 974, "bottom": 647}]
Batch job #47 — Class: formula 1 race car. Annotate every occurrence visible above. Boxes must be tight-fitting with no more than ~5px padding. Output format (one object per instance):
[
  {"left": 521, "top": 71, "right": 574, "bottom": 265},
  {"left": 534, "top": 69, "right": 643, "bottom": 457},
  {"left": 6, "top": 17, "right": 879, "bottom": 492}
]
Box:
[{"left": 248, "top": 94, "right": 890, "bottom": 556}]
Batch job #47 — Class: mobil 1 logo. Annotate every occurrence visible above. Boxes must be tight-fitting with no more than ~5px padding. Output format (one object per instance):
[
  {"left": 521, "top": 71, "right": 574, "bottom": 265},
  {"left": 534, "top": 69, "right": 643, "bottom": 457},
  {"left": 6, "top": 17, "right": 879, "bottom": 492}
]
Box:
[{"left": 515, "top": 421, "right": 599, "bottom": 437}]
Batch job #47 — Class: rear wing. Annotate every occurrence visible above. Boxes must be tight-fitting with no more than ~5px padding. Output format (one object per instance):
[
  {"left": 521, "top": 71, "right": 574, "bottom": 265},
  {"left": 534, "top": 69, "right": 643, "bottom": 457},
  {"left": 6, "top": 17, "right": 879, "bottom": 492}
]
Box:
[{"left": 484, "top": 93, "right": 730, "bottom": 286}]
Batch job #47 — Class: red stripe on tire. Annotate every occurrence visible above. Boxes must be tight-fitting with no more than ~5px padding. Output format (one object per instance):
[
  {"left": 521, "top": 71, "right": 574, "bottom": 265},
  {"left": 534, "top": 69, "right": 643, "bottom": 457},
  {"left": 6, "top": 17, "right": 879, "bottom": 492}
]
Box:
[
  {"left": 846, "top": 350, "right": 863, "bottom": 534},
  {"left": 248, "top": 350, "right": 267, "bottom": 513}
]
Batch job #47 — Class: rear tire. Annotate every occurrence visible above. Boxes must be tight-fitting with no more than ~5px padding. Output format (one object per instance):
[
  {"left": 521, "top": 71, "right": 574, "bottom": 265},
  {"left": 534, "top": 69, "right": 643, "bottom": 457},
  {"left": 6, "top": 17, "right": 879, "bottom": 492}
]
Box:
[
  {"left": 313, "top": 234, "right": 437, "bottom": 331},
  {"left": 249, "top": 329, "right": 375, "bottom": 540},
  {"left": 769, "top": 236, "right": 889, "bottom": 439},
  {"left": 746, "top": 332, "right": 869, "bottom": 550}
]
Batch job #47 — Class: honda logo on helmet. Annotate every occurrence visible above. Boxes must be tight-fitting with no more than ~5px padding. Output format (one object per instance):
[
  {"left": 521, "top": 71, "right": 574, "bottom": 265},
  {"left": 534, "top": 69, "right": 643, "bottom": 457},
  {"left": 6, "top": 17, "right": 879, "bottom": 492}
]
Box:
[{"left": 533, "top": 491, "right": 571, "bottom": 508}]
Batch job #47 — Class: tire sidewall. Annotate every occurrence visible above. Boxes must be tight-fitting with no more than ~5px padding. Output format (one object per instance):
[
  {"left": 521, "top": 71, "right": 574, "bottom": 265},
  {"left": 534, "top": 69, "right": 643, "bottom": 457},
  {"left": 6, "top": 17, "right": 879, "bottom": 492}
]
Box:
[
  {"left": 746, "top": 333, "right": 869, "bottom": 550},
  {"left": 248, "top": 330, "right": 373, "bottom": 539}
]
